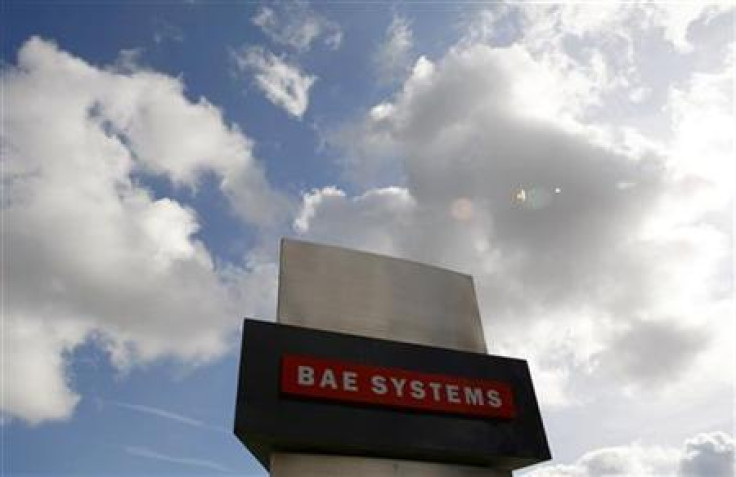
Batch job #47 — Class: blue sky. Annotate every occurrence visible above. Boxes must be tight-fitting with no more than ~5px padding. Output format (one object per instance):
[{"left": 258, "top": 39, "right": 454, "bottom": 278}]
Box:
[{"left": 2, "top": 1, "right": 734, "bottom": 476}]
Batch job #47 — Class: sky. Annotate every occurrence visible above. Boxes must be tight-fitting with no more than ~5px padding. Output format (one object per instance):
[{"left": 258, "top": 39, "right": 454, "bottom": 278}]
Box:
[{"left": 1, "top": 1, "right": 734, "bottom": 476}]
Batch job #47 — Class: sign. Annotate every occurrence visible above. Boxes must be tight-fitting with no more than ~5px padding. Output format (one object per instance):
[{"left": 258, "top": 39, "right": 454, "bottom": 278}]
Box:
[
  {"left": 281, "top": 355, "right": 516, "bottom": 419},
  {"left": 234, "top": 319, "right": 551, "bottom": 471}
]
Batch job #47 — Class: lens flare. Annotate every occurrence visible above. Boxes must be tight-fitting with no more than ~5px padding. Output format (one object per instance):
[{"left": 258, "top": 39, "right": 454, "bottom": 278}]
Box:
[
  {"left": 513, "top": 186, "right": 555, "bottom": 210},
  {"left": 514, "top": 188, "right": 527, "bottom": 203},
  {"left": 450, "top": 198, "right": 474, "bottom": 221}
]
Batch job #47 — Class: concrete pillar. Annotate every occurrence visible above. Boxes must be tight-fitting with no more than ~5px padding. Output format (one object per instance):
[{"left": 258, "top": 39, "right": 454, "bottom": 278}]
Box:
[{"left": 271, "top": 453, "right": 510, "bottom": 476}]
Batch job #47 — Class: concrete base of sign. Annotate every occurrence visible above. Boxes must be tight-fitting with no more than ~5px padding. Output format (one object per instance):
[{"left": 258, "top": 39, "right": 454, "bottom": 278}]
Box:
[{"left": 271, "top": 453, "right": 511, "bottom": 477}]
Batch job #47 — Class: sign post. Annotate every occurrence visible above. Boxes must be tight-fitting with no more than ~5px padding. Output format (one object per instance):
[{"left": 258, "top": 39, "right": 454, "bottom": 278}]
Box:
[{"left": 234, "top": 239, "right": 550, "bottom": 475}]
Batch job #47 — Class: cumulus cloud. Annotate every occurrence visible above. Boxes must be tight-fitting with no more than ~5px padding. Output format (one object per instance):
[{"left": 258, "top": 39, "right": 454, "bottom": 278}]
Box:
[
  {"left": 329, "top": 44, "right": 672, "bottom": 305},
  {"left": 293, "top": 186, "right": 416, "bottom": 256},
  {"left": 527, "top": 442, "right": 680, "bottom": 476},
  {"left": 526, "top": 431, "right": 735, "bottom": 477},
  {"left": 667, "top": 49, "right": 734, "bottom": 196},
  {"left": 460, "top": 3, "right": 734, "bottom": 133},
  {"left": 5, "top": 319, "right": 88, "bottom": 424},
  {"left": 650, "top": 4, "right": 732, "bottom": 53},
  {"left": 374, "top": 14, "right": 414, "bottom": 83},
  {"left": 232, "top": 46, "right": 317, "bottom": 119},
  {"left": 679, "top": 432, "right": 735, "bottom": 477},
  {"left": 252, "top": 1, "right": 342, "bottom": 52},
  {"left": 593, "top": 318, "right": 709, "bottom": 389},
  {"left": 312, "top": 2, "right": 732, "bottom": 413},
  {"left": 2, "top": 37, "right": 281, "bottom": 424}
]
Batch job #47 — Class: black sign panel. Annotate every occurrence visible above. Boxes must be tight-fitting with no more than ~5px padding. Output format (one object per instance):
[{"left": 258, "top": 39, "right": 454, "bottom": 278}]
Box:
[{"left": 234, "top": 319, "right": 551, "bottom": 470}]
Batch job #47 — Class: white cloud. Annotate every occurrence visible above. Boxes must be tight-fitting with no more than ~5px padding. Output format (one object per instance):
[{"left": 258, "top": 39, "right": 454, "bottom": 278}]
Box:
[
  {"left": 650, "top": 4, "right": 732, "bottom": 53},
  {"left": 666, "top": 49, "right": 734, "bottom": 196},
  {"left": 2, "top": 37, "right": 281, "bottom": 424},
  {"left": 679, "top": 432, "right": 736, "bottom": 477},
  {"left": 459, "top": 3, "right": 734, "bottom": 140},
  {"left": 525, "top": 431, "right": 735, "bottom": 477},
  {"left": 315, "top": 2, "right": 732, "bottom": 427},
  {"left": 526, "top": 442, "right": 680, "bottom": 476},
  {"left": 592, "top": 318, "right": 710, "bottom": 388},
  {"left": 232, "top": 46, "right": 316, "bottom": 119},
  {"left": 374, "top": 14, "right": 414, "bottom": 83},
  {"left": 293, "top": 186, "right": 416, "bottom": 256},
  {"left": 252, "top": 1, "right": 342, "bottom": 52},
  {"left": 4, "top": 318, "right": 88, "bottom": 425}
]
